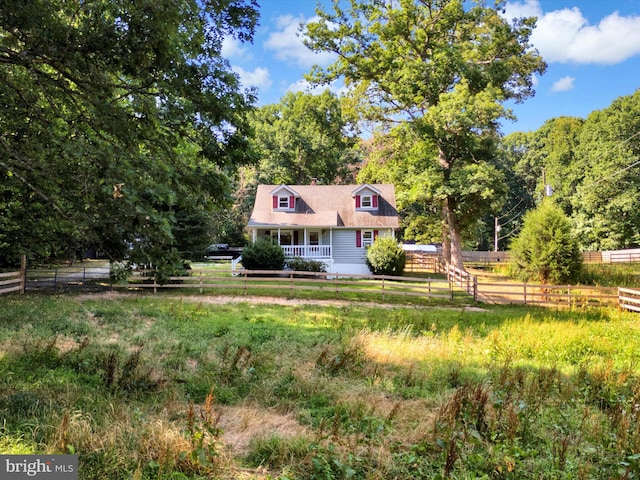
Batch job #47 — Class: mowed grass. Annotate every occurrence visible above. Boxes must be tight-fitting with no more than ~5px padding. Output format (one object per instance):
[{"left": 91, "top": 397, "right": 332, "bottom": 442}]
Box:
[{"left": 1, "top": 294, "right": 640, "bottom": 479}]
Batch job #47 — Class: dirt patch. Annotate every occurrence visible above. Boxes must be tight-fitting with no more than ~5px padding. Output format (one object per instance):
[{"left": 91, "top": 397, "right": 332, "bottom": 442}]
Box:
[
  {"left": 218, "top": 404, "right": 311, "bottom": 456},
  {"left": 73, "top": 290, "right": 482, "bottom": 311}
]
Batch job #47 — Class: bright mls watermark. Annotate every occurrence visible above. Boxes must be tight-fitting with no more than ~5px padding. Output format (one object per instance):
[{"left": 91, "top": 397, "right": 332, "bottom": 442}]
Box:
[{"left": 0, "top": 455, "right": 78, "bottom": 479}]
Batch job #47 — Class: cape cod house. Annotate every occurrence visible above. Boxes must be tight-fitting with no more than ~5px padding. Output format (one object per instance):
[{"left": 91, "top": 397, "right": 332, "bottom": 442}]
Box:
[{"left": 247, "top": 183, "right": 399, "bottom": 274}]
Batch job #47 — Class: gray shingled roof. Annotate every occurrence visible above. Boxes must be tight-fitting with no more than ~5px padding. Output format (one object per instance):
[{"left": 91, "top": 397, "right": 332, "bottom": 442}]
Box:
[{"left": 248, "top": 184, "right": 399, "bottom": 229}]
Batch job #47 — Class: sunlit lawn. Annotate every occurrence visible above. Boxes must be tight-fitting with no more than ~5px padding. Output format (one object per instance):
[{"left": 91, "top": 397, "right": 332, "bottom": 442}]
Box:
[{"left": 1, "top": 293, "right": 640, "bottom": 479}]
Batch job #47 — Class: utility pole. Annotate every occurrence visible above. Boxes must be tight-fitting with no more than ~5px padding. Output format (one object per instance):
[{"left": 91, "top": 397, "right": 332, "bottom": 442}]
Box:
[{"left": 494, "top": 217, "right": 500, "bottom": 252}]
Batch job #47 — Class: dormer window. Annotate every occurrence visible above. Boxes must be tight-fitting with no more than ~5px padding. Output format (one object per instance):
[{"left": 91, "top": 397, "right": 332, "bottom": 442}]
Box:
[
  {"left": 271, "top": 185, "right": 298, "bottom": 211},
  {"left": 355, "top": 192, "right": 378, "bottom": 210},
  {"left": 278, "top": 195, "right": 290, "bottom": 209},
  {"left": 353, "top": 184, "right": 381, "bottom": 211}
]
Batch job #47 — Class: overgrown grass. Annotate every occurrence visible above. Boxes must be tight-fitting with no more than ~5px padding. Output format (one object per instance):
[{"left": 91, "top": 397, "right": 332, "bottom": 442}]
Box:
[{"left": 1, "top": 294, "right": 640, "bottom": 479}]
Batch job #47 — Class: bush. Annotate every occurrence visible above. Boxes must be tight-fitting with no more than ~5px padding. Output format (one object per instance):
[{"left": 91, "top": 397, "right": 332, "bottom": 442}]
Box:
[
  {"left": 241, "top": 239, "right": 285, "bottom": 270},
  {"left": 366, "top": 237, "right": 406, "bottom": 276},
  {"left": 509, "top": 200, "right": 583, "bottom": 284},
  {"left": 285, "top": 257, "right": 327, "bottom": 273}
]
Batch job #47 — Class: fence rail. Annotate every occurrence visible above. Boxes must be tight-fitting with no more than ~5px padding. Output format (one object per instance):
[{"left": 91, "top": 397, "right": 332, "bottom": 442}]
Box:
[
  {"left": 0, "top": 270, "right": 25, "bottom": 295},
  {"left": 0, "top": 255, "right": 26, "bottom": 295},
  {"left": 619, "top": 288, "right": 640, "bottom": 312},
  {"left": 478, "top": 282, "right": 619, "bottom": 307},
  {"left": 114, "top": 269, "right": 458, "bottom": 302}
]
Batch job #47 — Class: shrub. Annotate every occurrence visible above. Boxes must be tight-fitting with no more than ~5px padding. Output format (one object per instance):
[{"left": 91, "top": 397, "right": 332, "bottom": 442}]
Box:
[
  {"left": 241, "top": 239, "right": 285, "bottom": 270},
  {"left": 366, "top": 237, "right": 406, "bottom": 275},
  {"left": 285, "top": 257, "right": 327, "bottom": 273},
  {"left": 509, "top": 200, "right": 583, "bottom": 284},
  {"left": 109, "top": 261, "right": 131, "bottom": 283}
]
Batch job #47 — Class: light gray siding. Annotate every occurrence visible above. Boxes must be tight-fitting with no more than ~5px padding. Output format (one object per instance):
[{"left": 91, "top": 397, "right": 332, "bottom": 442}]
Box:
[
  {"left": 332, "top": 229, "right": 365, "bottom": 263},
  {"left": 331, "top": 228, "right": 394, "bottom": 263}
]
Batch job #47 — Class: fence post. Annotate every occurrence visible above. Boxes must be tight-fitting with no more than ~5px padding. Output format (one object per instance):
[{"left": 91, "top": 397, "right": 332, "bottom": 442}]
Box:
[
  {"left": 473, "top": 276, "right": 478, "bottom": 302},
  {"left": 20, "top": 254, "right": 26, "bottom": 294},
  {"left": 381, "top": 276, "right": 385, "bottom": 300},
  {"left": 523, "top": 284, "right": 527, "bottom": 305},
  {"left": 243, "top": 271, "right": 248, "bottom": 296},
  {"left": 199, "top": 271, "right": 203, "bottom": 294},
  {"left": 450, "top": 277, "right": 453, "bottom": 301}
]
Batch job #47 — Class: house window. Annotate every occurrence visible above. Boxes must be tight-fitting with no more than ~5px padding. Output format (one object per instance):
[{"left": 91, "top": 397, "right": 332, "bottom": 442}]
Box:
[
  {"left": 362, "top": 230, "right": 374, "bottom": 247},
  {"left": 309, "top": 231, "right": 320, "bottom": 246},
  {"left": 356, "top": 229, "right": 378, "bottom": 248},
  {"left": 271, "top": 230, "right": 293, "bottom": 246},
  {"left": 278, "top": 196, "right": 290, "bottom": 208},
  {"left": 356, "top": 193, "right": 378, "bottom": 209}
]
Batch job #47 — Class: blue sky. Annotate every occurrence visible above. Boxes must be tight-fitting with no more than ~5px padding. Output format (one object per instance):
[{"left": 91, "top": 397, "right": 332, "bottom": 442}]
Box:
[{"left": 223, "top": 0, "right": 640, "bottom": 135}]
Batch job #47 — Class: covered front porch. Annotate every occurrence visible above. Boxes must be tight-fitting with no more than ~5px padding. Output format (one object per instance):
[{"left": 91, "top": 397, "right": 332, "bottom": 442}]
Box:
[{"left": 252, "top": 228, "right": 332, "bottom": 259}]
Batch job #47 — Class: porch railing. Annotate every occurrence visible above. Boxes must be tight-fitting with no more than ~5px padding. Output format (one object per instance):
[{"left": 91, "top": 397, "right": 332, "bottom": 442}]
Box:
[{"left": 281, "top": 245, "right": 331, "bottom": 258}]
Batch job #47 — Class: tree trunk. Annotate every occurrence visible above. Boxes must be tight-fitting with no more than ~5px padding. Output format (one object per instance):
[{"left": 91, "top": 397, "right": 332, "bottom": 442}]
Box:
[
  {"left": 438, "top": 148, "right": 465, "bottom": 271},
  {"left": 444, "top": 197, "right": 465, "bottom": 271},
  {"left": 441, "top": 207, "right": 451, "bottom": 264}
]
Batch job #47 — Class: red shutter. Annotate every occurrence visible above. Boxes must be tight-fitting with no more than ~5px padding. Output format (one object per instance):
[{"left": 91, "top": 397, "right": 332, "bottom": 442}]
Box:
[
  {"left": 355, "top": 195, "right": 361, "bottom": 208},
  {"left": 356, "top": 230, "right": 362, "bottom": 248},
  {"left": 374, "top": 230, "right": 379, "bottom": 240},
  {"left": 272, "top": 196, "right": 278, "bottom": 208},
  {"left": 289, "top": 196, "right": 295, "bottom": 209},
  {"left": 372, "top": 195, "right": 378, "bottom": 208}
]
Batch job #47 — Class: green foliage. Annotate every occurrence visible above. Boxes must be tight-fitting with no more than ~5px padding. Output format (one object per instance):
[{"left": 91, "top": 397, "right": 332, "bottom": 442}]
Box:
[
  {"left": 109, "top": 261, "right": 131, "bottom": 283},
  {"left": 240, "top": 239, "right": 285, "bottom": 270},
  {"left": 305, "top": 0, "right": 546, "bottom": 267},
  {"left": 248, "top": 90, "right": 359, "bottom": 186},
  {"left": 285, "top": 257, "right": 327, "bottom": 273},
  {"left": 509, "top": 201, "right": 583, "bottom": 283},
  {"left": 366, "top": 236, "right": 407, "bottom": 275},
  {"left": 0, "top": 0, "right": 259, "bottom": 267}
]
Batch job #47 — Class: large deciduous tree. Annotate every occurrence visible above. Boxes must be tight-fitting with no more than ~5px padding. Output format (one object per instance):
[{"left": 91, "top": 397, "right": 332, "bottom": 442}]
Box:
[
  {"left": 572, "top": 90, "right": 640, "bottom": 250},
  {"left": 0, "top": 0, "right": 258, "bottom": 267},
  {"left": 305, "top": 0, "right": 546, "bottom": 269},
  {"left": 249, "top": 90, "right": 359, "bottom": 185}
]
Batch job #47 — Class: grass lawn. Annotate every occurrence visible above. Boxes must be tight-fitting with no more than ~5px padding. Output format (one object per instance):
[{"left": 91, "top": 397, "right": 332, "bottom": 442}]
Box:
[{"left": 1, "top": 293, "right": 640, "bottom": 479}]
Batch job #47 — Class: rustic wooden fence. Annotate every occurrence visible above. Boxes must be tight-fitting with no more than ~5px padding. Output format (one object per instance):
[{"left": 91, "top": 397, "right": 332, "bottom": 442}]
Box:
[
  {"left": 618, "top": 288, "right": 640, "bottom": 312},
  {"left": 0, "top": 255, "right": 25, "bottom": 295},
  {"left": 477, "top": 282, "right": 619, "bottom": 308},
  {"left": 114, "top": 269, "right": 459, "bottom": 302}
]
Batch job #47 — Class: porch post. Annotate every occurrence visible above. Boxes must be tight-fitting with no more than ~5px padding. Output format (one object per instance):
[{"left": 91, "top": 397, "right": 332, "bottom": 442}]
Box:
[{"left": 330, "top": 228, "right": 334, "bottom": 271}]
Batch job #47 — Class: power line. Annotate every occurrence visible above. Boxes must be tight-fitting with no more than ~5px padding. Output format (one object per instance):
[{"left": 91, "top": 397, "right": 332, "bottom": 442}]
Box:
[{"left": 580, "top": 157, "right": 640, "bottom": 192}]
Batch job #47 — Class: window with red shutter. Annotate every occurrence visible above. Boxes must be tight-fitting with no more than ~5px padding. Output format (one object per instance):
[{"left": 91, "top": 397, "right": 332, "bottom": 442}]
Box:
[{"left": 356, "top": 230, "right": 362, "bottom": 248}]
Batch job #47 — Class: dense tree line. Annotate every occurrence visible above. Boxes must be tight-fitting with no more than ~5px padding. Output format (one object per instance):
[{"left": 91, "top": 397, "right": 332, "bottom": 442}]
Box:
[
  {"left": 496, "top": 90, "right": 640, "bottom": 252},
  {"left": 2, "top": 0, "right": 639, "bottom": 270},
  {"left": 0, "top": 0, "right": 259, "bottom": 268}
]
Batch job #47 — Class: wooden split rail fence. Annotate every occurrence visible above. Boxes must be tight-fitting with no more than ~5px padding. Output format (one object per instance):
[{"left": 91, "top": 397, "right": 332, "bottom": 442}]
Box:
[
  {"left": 0, "top": 255, "right": 25, "bottom": 295},
  {"left": 114, "top": 269, "right": 458, "bottom": 302},
  {"left": 619, "top": 288, "right": 640, "bottom": 312}
]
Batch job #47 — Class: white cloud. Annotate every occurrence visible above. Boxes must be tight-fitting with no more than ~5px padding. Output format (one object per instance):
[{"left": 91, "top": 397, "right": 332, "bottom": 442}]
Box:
[
  {"left": 222, "top": 37, "right": 247, "bottom": 59},
  {"left": 286, "top": 79, "right": 332, "bottom": 96},
  {"left": 505, "top": 0, "right": 640, "bottom": 65},
  {"left": 551, "top": 76, "right": 575, "bottom": 92},
  {"left": 502, "top": 0, "right": 542, "bottom": 21},
  {"left": 264, "top": 14, "right": 336, "bottom": 68},
  {"left": 232, "top": 66, "right": 273, "bottom": 91}
]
